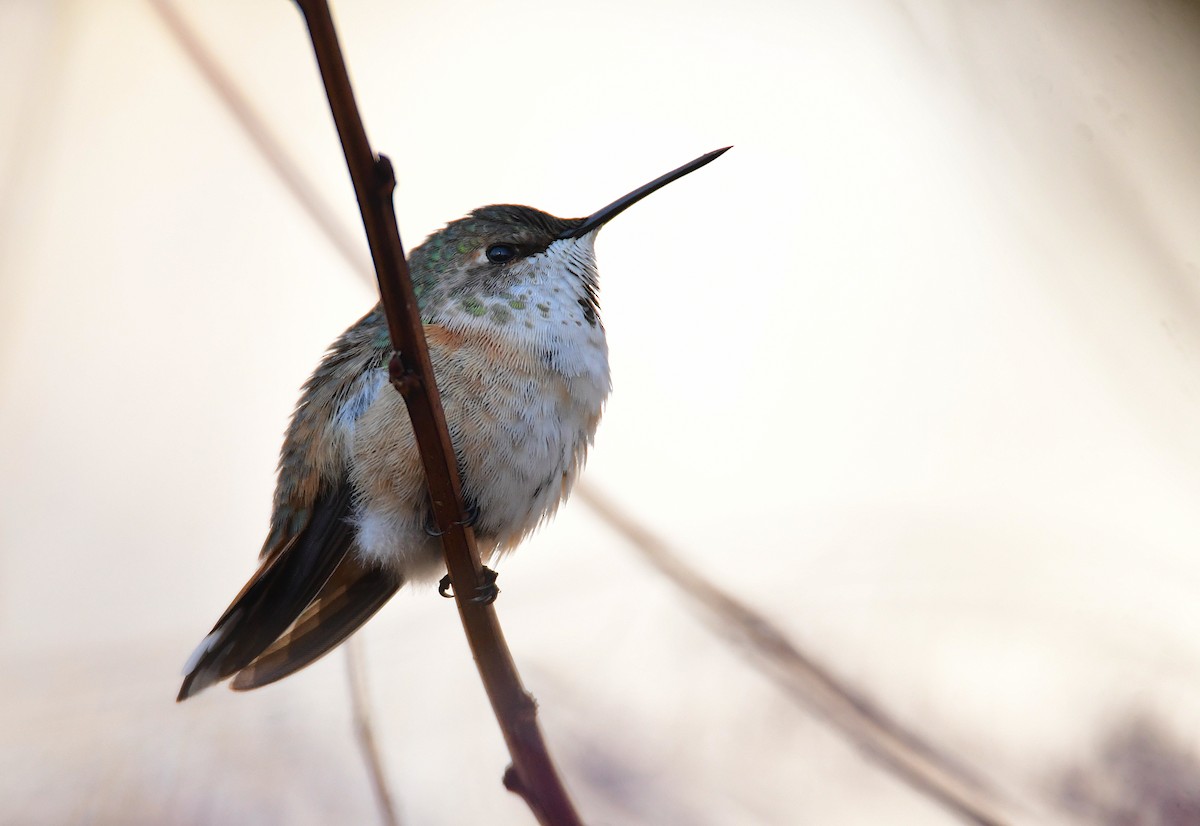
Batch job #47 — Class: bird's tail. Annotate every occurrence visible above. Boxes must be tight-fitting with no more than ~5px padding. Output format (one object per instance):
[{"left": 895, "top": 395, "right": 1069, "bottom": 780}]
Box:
[{"left": 178, "top": 484, "right": 399, "bottom": 700}]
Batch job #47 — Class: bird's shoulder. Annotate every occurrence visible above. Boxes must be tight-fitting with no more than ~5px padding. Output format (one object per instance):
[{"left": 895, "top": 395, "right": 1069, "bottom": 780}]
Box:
[{"left": 260, "top": 309, "right": 390, "bottom": 560}]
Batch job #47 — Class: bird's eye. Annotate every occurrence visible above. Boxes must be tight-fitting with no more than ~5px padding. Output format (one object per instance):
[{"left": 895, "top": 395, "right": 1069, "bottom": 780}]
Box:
[{"left": 486, "top": 244, "right": 518, "bottom": 264}]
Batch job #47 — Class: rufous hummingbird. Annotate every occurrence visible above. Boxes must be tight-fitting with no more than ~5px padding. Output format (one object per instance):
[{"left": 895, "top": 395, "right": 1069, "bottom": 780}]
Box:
[{"left": 178, "top": 147, "right": 729, "bottom": 700}]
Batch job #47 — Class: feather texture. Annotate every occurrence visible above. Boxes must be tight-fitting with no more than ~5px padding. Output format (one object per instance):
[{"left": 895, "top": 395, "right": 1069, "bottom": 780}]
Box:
[
  {"left": 179, "top": 208, "right": 612, "bottom": 699},
  {"left": 177, "top": 482, "right": 357, "bottom": 700},
  {"left": 230, "top": 556, "right": 400, "bottom": 691}
]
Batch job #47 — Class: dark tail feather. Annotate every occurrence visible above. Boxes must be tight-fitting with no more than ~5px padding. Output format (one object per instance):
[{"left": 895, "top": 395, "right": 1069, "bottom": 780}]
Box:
[
  {"left": 230, "top": 558, "right": 400, "bottom": 691},
  {"left": 177, "top": 484, "right": 355, "bottom": 701}
]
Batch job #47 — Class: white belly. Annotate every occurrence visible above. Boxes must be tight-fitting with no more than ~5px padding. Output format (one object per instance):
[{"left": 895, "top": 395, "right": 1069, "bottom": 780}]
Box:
[{"left": 345, "top": 334, "right": 609, "bottom": 582}]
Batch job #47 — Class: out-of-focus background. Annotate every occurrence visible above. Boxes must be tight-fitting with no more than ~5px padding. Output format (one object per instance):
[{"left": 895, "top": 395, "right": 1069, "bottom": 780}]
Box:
[{"left": 2, "top": 0, "right": 1199, "bottom": 823}]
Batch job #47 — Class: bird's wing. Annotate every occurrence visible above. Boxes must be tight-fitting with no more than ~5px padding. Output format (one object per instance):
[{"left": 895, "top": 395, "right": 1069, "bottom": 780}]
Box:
[
  {"left": 229, "top": 555, "right": 400, "bottom": 691},
  {"left": 259, "top": 309, "right": 389, "bottom": 566},
  {"left": 177, "top": 309, "right": 400, "bottom": 701},
  {"left": 177, "top": 480, "right": 359, "bottom": 700}
]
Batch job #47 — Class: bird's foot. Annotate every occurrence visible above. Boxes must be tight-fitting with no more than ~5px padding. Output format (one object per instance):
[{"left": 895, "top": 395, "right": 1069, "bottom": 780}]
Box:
[
  {"left": 424, "top": 499, "right": 481, "bottom": 537},
  {"left": 472, "top": 566, "right": 500, "bottom": 604},
  {"left": 459, "top": 500, "right": 481, "bottom": 529},
  {"left": 438, "top": 566, "right": 500, "bottom": 604}
]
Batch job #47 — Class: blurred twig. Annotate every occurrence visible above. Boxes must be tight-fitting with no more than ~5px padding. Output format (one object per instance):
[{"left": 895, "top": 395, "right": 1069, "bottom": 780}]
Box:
[
  {"left": 579, "top": 485, "right": 1021, "bottom": 826},
  {"left": 147, "top": 0, "right": 373, "bottom": 280},
  {"left": 1058, "top": 714, "right": 1200, "bottom": 826},
  {"left": 345, "top": 637, "right": 402, "bottom": 826},
  {"left": 152, "top": 4, "right": 1027, "bottom": 822}
]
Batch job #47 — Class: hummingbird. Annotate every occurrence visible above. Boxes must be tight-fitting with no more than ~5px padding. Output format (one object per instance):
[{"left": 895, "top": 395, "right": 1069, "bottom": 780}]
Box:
[{"left": 177, "top": 147, "right": 729, "bottom": 700}]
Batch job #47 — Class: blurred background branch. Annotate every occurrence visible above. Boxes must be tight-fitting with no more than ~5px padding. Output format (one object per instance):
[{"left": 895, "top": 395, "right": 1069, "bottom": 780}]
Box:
[
  {"left": 345, "top": 637, "right": 402, "bottom": 826},
  {"left": 579, "top": 485, "right": 1040, "bottom": 825}
]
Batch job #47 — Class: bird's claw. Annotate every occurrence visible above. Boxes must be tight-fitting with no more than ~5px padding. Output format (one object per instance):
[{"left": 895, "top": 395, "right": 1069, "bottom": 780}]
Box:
[
  {"left": 424, "top": 500, "right": 482, "bottom": 537},
  {"left": 459, "top": 500, "right": 481, "bottom": 529},
  {"left": 471, "top": 566, "right": 500, "bottom": 604},
  {"left": 438, "top": 566, "right": 500, "bottom": 604}
]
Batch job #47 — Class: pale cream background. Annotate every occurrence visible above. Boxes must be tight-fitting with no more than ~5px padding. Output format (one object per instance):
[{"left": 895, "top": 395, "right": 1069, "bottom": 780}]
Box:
[{"left": 1, "top": 0, "right": 1198, "bottom": 823}]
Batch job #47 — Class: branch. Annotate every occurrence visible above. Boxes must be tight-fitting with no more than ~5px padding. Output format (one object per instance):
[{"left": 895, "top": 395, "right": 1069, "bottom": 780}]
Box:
[
  {"left": 577, "top": 485, "right": 1026, "bottom": 826},
  {"left": 147, "top": 0, "right": 374, "bottom": 280},
  {"left": 291, "top": 2, "right": 581, "bottom": 823},
  {"left": 345, "top": 637, "right": 403, "bottom": 826}
]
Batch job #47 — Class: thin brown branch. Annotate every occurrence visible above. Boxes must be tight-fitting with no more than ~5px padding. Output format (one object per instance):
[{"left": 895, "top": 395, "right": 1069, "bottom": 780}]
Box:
[
  {"left": 345, "top": 637, "right": 403, "bottom": 826},
  {"left": 577, "top": 485, "right": 1026, "bottom": 826},
  {"left": 290, "top": 2, "right": 581, "bottom": 824}
]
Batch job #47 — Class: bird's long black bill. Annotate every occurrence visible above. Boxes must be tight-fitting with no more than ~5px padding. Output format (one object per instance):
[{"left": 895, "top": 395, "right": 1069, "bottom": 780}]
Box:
[{"left": 558, "top": 146, "right": 731, "bottom": 239}]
